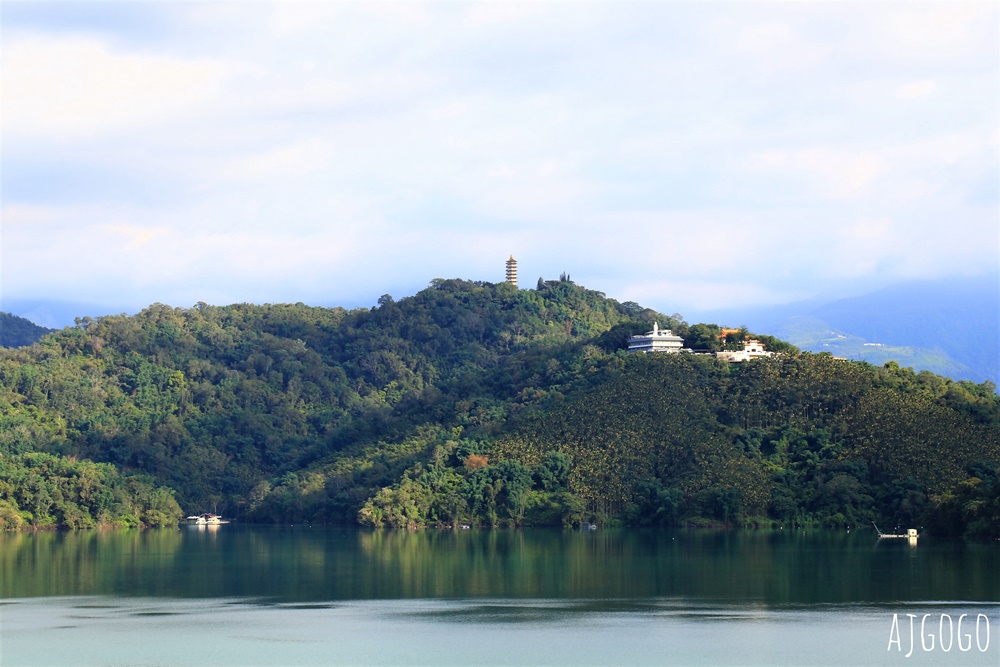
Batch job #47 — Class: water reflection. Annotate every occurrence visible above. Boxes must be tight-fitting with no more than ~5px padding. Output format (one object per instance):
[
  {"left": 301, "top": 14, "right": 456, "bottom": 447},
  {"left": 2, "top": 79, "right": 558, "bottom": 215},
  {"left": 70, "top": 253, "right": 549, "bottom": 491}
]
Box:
[{"left": 2, "top": 527, "right": 998, "bottom": 605}]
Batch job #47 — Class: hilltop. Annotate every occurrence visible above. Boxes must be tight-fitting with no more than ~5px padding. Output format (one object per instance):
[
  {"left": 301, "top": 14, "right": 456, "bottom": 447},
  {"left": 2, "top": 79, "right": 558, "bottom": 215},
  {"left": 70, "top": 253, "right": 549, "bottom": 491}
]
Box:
[{"left": 0, "top": 278, "right": 997, "bottom": 537}]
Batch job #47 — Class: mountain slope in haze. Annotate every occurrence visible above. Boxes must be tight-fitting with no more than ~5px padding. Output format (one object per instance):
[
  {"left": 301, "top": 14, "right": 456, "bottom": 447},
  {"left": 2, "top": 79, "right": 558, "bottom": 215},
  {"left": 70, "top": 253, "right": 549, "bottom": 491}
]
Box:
[
  {"left": 808, "top": 276, "right": 999, "bottom": 382},
  {"left": 1, "top": 299, "right": 137, "bottom": 331},
  {"left": 773, "top": 316, "right": 979, "bottom": 382},
  {"left": 698, "top": 275, "right": 999, "bottom": 386},
  {"left": 0, "top": 312, "right": 54, "bottom": 348}
]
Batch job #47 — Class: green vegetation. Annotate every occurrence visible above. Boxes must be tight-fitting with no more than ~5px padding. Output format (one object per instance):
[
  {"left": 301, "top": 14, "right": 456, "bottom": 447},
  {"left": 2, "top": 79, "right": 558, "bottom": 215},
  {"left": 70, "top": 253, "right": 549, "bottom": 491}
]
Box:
[
  {"left": 0, "top": 451, "right": 181, "bottom": 529},
  {"left": 0, "top": 312, "right": 53, "bottom": 348},
  {"left": 496, "top": 354, "right": 1000, "bottom": 533},
  {"left": 1, "top": 278, "right": 997, "bottom": 537}
]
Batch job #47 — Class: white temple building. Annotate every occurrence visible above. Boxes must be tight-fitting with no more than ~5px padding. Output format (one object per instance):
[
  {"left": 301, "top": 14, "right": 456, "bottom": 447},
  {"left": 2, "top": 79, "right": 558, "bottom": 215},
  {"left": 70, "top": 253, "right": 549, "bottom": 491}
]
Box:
[
  {"left": 715, "top": 339, "right": 773, "bottom": 362},
  {"left": 627, "top": 322, "right": 685, "bottom": 353}
]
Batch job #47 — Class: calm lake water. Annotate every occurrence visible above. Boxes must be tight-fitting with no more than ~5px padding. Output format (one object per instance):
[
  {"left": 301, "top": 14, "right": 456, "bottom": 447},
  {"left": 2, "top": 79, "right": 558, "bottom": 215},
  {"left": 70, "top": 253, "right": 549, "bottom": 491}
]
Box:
[{"left": 2, "top": 527, "right": 998, "bottom": 666}]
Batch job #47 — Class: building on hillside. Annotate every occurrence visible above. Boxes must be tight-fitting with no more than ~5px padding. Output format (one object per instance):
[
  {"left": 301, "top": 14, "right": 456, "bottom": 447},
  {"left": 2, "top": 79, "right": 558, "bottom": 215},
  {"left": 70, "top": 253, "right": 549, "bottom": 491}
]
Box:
[
  {"left": 506, "top": 256, "right": 518, "bottom": 287},
  {"left": 627, "top": 322, "right": 685, "bottom": 353},
  {"left": 715, "top": 339, "right": 774, "bottom": 362},
  {"left": 719, "top": 328, "right": 743, "bottom": 344}
]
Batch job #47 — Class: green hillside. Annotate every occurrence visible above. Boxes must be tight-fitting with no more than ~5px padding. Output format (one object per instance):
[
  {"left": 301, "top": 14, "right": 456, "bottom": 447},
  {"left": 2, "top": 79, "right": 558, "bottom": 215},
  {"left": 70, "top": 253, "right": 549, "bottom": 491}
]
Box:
[
  {"left": 0, "top": 452, "right": 181, "bottom": 530},
  {"left": 1, "top": 278, "right": 997, "bottom": 537},
  {"left": 0, "top": 312, "right": 53, "bottom": 348}
]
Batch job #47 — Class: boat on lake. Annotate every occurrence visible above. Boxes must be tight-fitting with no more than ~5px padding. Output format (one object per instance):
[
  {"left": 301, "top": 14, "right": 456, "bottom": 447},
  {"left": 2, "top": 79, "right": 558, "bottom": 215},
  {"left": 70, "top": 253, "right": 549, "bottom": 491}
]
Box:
[
  {"left": 179, "top": 513, "right": 230, "bottom": 526},
  {"left": 872, "top": 521, "right": 918, "bottom": 546}
]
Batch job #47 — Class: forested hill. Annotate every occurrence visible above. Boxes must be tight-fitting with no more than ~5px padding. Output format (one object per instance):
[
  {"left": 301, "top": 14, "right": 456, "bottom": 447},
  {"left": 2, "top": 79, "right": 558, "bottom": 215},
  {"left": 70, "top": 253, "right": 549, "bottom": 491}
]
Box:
[
  {"left": 1, "top": 278, "right": 998, "bottom": 537},
  {"left": 0, "top": 312, "right": 53, "bottom": 348}
]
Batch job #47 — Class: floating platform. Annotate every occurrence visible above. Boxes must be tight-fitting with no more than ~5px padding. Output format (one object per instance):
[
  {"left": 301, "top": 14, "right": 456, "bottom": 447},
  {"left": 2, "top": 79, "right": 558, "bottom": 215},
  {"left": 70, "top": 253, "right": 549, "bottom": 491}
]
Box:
[
  {"left": 874, "top": 525, "right": 918, "bottom": 539},
  {"left": 872, "top": 523, "right": 918, "bottom": 545}
]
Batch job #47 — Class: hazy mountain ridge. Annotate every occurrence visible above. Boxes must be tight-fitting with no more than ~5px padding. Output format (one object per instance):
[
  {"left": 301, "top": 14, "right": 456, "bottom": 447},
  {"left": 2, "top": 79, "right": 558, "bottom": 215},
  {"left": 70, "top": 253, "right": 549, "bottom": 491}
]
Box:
[
  {"left": 0, "top": 299, "right": 130, "bottom": 331},
  {"left": 695, "top": 274, "right": 999, "bottom": 386},
  {"left": 0, "top": 312, "right": 54, "bottom": 348},
  {"left": 773, "top": 316, "right": 978, "bottom": 382}
]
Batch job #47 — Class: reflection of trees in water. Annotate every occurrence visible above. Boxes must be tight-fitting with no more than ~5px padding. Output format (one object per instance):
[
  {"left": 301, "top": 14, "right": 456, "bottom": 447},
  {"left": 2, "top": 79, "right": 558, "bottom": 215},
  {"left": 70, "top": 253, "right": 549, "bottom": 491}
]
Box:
[
  {"left": 0, "top": 528, "right": 183, "bottom": 597},
  {"left": 2, "top": 528, "right": 996, "bottom": 605}
]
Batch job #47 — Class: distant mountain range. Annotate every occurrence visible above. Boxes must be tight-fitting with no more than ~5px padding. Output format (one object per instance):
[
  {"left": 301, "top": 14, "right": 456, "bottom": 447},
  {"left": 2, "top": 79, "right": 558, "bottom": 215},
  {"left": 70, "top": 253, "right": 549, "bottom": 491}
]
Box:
[
  {"left": 693, "top": 274, "right": 999, "bottom": 386},
  {"left": 0, "top": 298, "right": 134, "bottom": 331}
]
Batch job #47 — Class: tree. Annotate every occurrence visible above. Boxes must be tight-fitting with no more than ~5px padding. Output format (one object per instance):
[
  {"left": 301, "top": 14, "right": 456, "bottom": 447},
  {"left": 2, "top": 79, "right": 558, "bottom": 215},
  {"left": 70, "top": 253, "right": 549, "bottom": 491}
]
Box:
[{"left": 534, "top": 451, "right": 570, "bottom": 491}]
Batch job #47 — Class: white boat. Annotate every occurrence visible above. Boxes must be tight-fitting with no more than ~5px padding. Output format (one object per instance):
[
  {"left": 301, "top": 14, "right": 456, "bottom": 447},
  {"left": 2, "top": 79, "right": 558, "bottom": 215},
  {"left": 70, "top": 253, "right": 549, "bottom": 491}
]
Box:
[{"left": 180, "top": 513, "right": 230, "bottom": 526}]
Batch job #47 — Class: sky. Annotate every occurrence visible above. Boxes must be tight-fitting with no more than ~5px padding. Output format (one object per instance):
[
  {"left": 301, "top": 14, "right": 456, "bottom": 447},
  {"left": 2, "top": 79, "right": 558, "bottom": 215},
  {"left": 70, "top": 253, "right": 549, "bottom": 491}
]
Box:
[{"left": 2, "top": 1, "right": 998, "bottom": 327}]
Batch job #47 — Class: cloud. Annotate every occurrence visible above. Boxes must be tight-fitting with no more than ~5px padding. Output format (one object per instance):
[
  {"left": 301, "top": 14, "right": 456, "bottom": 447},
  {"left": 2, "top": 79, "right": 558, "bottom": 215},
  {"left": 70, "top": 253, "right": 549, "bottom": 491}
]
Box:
[
  {"left": 0, "top": 204, "right": 63, "bottom": 226},
  {"left": 220, "top": 138, "right": 336, "bottom": 183},
  {"left": 728, "top": 19, "right": 831, "bottom": 79},
  {"left": 621, "top": 279, "right": 808, "bottom": 314},
  {"left": 102, "top": 224, "right": 166, "bottom": 249},
  {"left": 462, "top": 2, "right": 547, "bottom": 29},
  {"left": 0, "top": 199, "right": 382, "bottom": 307},
  {"left": 885, "top": 4, "right": 997, "bottom": 60},
  {"left": 1, "top": 33, "right": 226, "bottom": 141},
  {"left": 1, "top": 1, "right": 997, "bottom": 317},
  {"left": 745, "top": 148, "right": 886, "bottom": 200},
  {"left": 896, "top": 80, "right": 936, "bottom": 99}
]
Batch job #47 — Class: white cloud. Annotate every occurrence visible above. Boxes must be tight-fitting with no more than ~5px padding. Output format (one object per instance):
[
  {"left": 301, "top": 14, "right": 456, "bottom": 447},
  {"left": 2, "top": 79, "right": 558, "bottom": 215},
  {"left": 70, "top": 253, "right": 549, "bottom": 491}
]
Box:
[
  {"left": 102, "top": 224, "right": 167, "bottom": 249},
  {"left": 1, "top": 1, "right": 997, "bottom": 314},
  {"left": 220, "top": 138, "right": 335, "bottom": 183},
  {"left": 1, "top": 34, "right": 227, "bottom": 141},
  {"left": 896, "top": 80, "right": 936, "bottom": 99},
  {"left": 621, "top": 279, "right": 807, "bottom": 314},
  {"left": 268, "top": 2, "right": 347, "bottom": 37},
  {"left": 844, "top": 217, "right": 894, "bottom": 243},
  {"left": 1, "top": 198, "right": 384, "bottom": 306},
  {"left": 462, "top": 2, "right": 547, "bottom": 29},
  {"left": 730, "top": 20, "right": 830, "bottom": 79},
  {"left": 745, "top": 148, "right": 887, "bottom": 200},
  {"left": 0, "top": 204, "right": 63, "bottom": 226},
  {"left": 886, "top": 4, "right": 997, "bottom": 60}
]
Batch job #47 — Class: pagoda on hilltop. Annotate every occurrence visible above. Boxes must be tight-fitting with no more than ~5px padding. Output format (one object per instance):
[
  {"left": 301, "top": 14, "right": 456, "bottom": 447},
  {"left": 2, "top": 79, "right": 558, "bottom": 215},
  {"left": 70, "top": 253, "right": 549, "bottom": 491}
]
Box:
[{"left": 506, "top": 256, "right": 518, "bottom": 287}]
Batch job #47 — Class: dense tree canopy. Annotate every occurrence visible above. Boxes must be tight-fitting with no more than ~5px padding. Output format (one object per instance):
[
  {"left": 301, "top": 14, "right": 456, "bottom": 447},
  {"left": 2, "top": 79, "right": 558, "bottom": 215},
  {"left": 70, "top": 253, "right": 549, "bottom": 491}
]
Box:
[
  {"left": 0, "top": 312, "right": 53, "bottom": 348},
  {"left": 0, "top": 452, "right": 181, "bottom": 529}
]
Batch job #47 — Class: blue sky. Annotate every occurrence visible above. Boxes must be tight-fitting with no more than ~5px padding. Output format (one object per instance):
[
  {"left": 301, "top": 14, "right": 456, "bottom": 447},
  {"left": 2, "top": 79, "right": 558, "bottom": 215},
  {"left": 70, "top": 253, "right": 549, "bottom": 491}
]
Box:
[{"left": 2, "top": 1, "right": 997, "bottom": 326}]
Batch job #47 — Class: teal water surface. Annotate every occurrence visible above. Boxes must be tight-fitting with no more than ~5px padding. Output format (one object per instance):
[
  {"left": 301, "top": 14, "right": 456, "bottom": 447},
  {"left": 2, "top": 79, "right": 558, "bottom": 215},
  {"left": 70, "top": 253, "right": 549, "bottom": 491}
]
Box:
[{"left": 1, "top": 527, "right": 997, "bottom": 666}]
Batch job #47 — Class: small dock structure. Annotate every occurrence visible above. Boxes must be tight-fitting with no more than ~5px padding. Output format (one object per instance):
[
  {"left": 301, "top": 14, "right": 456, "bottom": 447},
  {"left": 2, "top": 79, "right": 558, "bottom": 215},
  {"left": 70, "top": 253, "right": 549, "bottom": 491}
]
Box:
[{"left": 873, "top": 522, "right": 919, "bottom": 545}]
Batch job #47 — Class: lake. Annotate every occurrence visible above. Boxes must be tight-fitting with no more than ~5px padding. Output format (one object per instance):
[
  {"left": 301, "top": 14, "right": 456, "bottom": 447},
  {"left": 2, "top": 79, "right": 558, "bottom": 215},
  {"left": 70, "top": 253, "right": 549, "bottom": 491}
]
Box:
[{"left": 1, "top": 526, "right": 997, "bottom": 666}]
